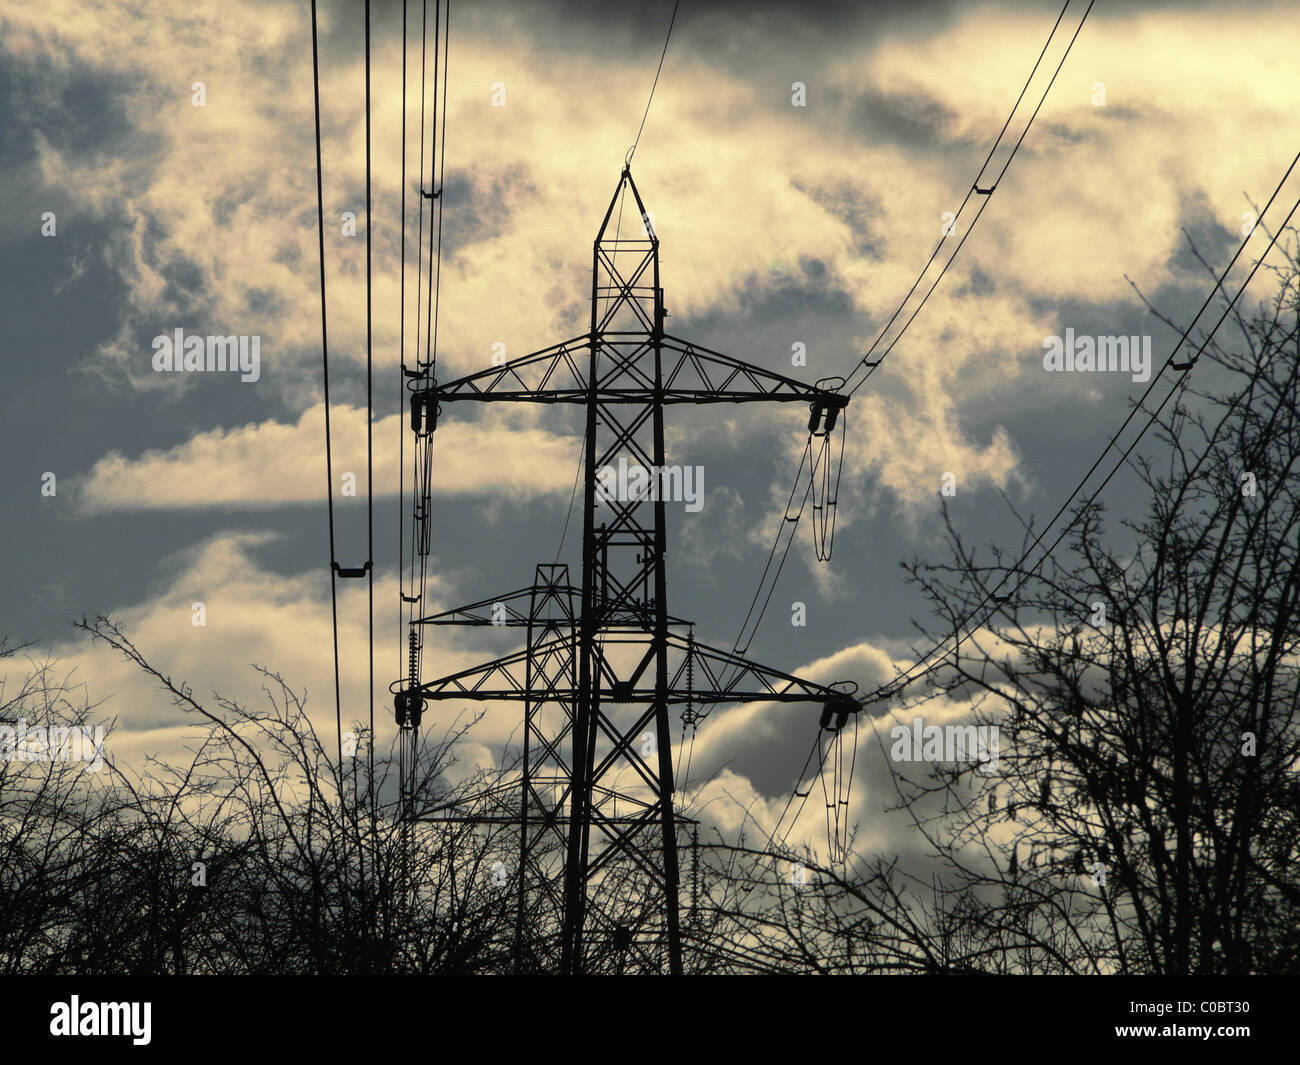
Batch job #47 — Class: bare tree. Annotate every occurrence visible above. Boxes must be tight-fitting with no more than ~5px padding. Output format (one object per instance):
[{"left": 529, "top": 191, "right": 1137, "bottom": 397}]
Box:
[{"left": 0, "top": 619, "right": 542, "bottom": 973}]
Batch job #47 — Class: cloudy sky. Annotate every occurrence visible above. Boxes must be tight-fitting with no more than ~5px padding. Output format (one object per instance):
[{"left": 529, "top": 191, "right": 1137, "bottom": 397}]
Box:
[{"left": 2, "top": 0, "right": 1297, "bottom": 863}]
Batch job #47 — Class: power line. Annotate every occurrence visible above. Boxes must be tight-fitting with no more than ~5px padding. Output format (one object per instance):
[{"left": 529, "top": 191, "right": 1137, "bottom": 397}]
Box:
[
  {"left": 396, "top": 0, "right": 412, "bottom": 900},
  {"left": 428, "top": 0, "right": 449, "bottom": 379},
  {"left": 720, "top": 732, "right": 826, "bottom": 921},
  {"left": 365, "top": 0, "right": 377, "bottom": 826},
  {"left": 625, "top": 0, "right": 681, "bottom": 167},
  {"left": 397, "top": 0, "right": 451, "bottom": 826},
  {"left": 309, "top": 0, "right": 345, "bottom": 774},
  {"left": 403, "top": 0, "right": 430, "bottom": 642},
  {"left": 414, "top": 0, "right": 439, "bottom": 699},
  {"left": 430, "top": 0, "right": 450, "bottom": 382},
  {"left": 714, "top": 0, "right": 1092, "bottom": 695},
  {"left": 414, "top": 0, "right": 430, "bottom": 376},
  {"left": 713, "top": 434, "right": 830, "bottom": 698},
  {"left": 681, "top": 2, "right": 1091, "bottom": 890},
  {"left": 864, "top": 150, "right": 1300, "bottom": 708},
  {"left": 399, "top": 0, "right": 408, "bottom": 683},
  {"left": 412, "top": 0, "right": 449, "bottom": 699},
  {"left": 843, "top": 0, "right": 1083, "bottom": 398},
  {"left": 400, "top": 0, "right": 433, "bottom": 698},
  {"left": 554, "top": 427, "right": 585, "bottom": 564}
]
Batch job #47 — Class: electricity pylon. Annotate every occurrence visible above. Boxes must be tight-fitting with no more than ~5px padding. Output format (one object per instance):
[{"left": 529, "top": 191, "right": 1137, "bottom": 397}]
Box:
[{"left": 395, "top": 167, "right": 856, "bottom": 974}]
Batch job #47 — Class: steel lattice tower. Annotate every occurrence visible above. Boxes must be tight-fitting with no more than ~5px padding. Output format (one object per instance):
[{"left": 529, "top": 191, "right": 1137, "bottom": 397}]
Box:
[{"left": 395, "top": 168, "right": 854, "bottom": 974}]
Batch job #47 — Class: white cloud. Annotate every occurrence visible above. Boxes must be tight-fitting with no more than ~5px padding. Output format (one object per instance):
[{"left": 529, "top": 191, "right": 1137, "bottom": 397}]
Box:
[
  {"left": 15, "top": 0, "right": 1298, "bottom": 506},
  {"left": 78, "top": 404, "right": 579, "bottom": 511}
]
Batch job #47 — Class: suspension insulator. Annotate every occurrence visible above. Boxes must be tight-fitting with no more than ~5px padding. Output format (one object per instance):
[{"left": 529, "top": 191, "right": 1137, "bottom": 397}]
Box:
[
  {"left": 410, "top": 394, "right": 438, "bottom": 436},
  {"left": 807, "top": 401, "right": 825, "bottom": 434},
  {"left": 819, "top": 692, "right": 857, "bottom": 731},
  {"left": 394, "top": 689, "right": 425, "bottom": 728}
]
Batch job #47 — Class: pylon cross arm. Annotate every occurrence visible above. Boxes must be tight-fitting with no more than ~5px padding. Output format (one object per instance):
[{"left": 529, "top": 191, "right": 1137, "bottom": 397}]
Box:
[
  {"left": 410, "top": 336, "right": 851, "bottom": 408},
  {"left": 408, "top": 630, "right": 854, "bottom": 708},
  {"left": 412, "top": 583, "right": 580, "bottom": 627}
]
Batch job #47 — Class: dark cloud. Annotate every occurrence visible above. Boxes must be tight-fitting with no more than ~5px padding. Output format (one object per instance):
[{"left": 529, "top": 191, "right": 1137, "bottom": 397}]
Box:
[
  {"left": 842, "top": 83, "right": 968, "bottom": 150},
  {"left": 1164, "top": 189, "right": 1238, "bottom": 278},
  {"left": 793, "top": 175, "right": 884, "bottom": 259},
  {"left": 440, "top": 161, "right": 539, "bottom": 259}
]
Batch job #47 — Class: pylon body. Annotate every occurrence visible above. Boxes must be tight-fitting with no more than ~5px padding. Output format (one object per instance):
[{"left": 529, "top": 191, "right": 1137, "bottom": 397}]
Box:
[{"left": 397, "top": 169, "right": 850, "bottom": 974}]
